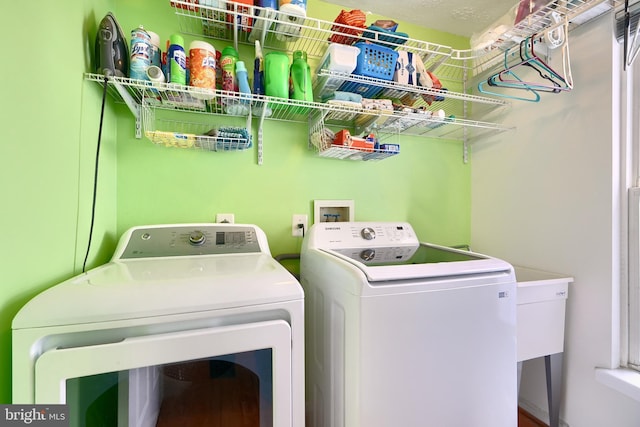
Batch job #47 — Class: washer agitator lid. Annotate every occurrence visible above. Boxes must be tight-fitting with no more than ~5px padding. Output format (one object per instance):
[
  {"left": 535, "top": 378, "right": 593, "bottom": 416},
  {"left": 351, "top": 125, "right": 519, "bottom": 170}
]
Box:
[{"left": 13, "top": 224, "right": 303, "bottom": 329}]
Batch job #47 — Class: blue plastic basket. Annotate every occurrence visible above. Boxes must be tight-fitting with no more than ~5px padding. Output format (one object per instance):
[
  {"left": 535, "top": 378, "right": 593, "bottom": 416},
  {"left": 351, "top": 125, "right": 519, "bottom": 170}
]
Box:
[
  {"left": 353, "top": 42, "right": 399, "bottom": 80},
  {"left": 337, "top": 42, "right": 399, "bottom": 98},
  {"left": 361, "top": 25, "right": 409, "bottom": 50}
]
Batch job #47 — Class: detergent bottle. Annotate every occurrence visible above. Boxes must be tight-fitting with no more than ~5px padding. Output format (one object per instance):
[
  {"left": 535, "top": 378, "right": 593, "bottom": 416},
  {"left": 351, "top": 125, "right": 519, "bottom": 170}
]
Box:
[
  {"left": 289, "top": 50, "right": 313, "bottom": 101},
  {"left": 264, "top": 51, "right": 289, "bottom": 99},
  {"left": 235, "top": 61, "right": 252, "bottom": 103},
  {"left": 220, "top": 46, "right": 240, "bottom": 92}
]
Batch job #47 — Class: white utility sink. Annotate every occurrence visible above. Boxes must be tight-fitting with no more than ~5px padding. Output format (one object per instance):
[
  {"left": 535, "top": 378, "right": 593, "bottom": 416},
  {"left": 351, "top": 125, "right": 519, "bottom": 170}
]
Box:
[
  {"left": 515, "top": 266, "right": 572, "bottom": 362},
  {"left": 514, "top": 266, "right": 573, "bottom": 427}
]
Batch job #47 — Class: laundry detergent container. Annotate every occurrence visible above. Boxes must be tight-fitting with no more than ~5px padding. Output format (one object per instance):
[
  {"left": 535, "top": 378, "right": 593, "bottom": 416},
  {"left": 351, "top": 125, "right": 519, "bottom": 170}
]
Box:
[{"left": 514, "top": 266, "right": 573, "bottom": 362}]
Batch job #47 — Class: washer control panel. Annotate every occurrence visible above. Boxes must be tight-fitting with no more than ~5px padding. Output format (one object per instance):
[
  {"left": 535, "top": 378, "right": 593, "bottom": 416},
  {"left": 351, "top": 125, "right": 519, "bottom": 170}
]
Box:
[
  {"left": 116, "top": 224, "right": 263, "bottom": 259},
  {"left": 311, "top": 222, "right": 419, "bottom": 248}
]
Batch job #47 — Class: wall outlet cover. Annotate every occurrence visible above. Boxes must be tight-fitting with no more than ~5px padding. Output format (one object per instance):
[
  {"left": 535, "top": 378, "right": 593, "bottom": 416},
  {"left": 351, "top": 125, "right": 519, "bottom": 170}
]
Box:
[
  {"left": 216, "top": 213, "right": 235, "bottom": 224},
  {"left": 292, "top": 214, "right": 308, "bottom": 237}
]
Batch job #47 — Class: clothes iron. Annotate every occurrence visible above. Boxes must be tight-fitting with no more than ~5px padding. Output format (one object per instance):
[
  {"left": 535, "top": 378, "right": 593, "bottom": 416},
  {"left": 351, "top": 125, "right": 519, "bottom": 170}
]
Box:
[{"left": 95, "top": 12, "right": 128, "bottom": 77}]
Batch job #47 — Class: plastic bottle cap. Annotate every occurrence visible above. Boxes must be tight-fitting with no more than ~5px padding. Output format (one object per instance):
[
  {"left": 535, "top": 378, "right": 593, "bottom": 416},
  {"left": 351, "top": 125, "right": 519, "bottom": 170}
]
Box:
[
  {"left": 189, "top": 40, "right": 215, "bottom": 53},
  {"left": 221, "top": 46, "right": 239, "bottom": 58},
  {"left": 236, "top": 61, "right": 247, "bottom": 72},
  {"left": 293, "top": 51, "right": 307, "bottom": 61},
  {"left": 148, "top": 31, "right": 160, "bottom": 48},
  {"left": 169, "top": 34, "right": 184, "bottom": 46}
]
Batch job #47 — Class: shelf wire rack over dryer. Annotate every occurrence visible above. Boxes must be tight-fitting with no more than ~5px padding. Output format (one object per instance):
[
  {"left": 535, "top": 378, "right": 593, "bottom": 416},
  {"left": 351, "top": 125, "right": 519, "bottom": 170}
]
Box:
[
  {"left": 85, "top": 73, "right": 253, "bottom": 152},
  {"left": 141, "top": 102, "right": 252, "bottom": 152},
  {"left": 87, "top": 0, "right": 620, "bottom": 163}
]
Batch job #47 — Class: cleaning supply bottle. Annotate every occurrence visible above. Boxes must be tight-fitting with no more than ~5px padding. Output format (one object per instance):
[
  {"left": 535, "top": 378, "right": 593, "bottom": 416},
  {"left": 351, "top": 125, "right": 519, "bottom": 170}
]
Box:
[
  {"left": 253, "top": 40, "right": 265, "bottom": 96},
  {"left": 276, "top": 0, "right": 307, "bottom": 41},
  {"left": 265, "top": 51, "right": 289, "bottom": 99},
  {"left": 166, "top": 34, "right": 187, "bottom": 85},
  {"left": 235, "top": 61, "right": 252, "bottom": 103},
  {"left": 226, "top": 0, "right": 253, "bottom": 32},
  {"left": 189, "top": 40, "right": 216, "bottom": 92},
  {"left": 220, "top": 46, "right": 239, "bottom": 92},
  {"left": 225, "top": 60, "right": 252, "bottom": 116},
  {"left": 290, "top": 50, "right": 313, "bottom": 101},
  {"left": 249, "top": 0, "right": 278, "bottom": 43}
]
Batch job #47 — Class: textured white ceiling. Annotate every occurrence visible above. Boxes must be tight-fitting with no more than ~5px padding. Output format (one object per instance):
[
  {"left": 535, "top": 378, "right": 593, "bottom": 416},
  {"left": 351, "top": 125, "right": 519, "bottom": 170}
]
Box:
[{"left": 320, "top": 0, "right": 518, "bottom": 37}]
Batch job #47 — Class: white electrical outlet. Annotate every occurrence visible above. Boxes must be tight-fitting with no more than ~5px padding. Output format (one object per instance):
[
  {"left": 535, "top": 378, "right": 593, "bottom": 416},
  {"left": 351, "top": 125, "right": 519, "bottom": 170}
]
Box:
[
  {"left": 216, "top": 213, "right": 235, "bottom": 224},
  {"left": 292, "top": 214, "right": 308, "bottom": 237}
]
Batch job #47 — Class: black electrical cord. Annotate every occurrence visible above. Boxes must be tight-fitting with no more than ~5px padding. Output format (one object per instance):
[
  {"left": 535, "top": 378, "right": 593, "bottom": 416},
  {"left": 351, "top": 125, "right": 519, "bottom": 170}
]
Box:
[{"left": 82, "top": 76, "right": 108, "bottom": 273}]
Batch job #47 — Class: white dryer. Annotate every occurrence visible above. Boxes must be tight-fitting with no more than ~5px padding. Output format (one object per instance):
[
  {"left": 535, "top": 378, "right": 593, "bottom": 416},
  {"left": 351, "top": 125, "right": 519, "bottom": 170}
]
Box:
[
  {"left": 300, "top": 221, "right": 517, "bottom": 427},
  {"left": 12, "top": 223, "right": 304, "bottom": 427}
]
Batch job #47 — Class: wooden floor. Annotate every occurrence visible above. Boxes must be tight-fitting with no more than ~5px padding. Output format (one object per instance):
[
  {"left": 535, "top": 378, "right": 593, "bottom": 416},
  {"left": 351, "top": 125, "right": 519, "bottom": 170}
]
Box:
[
  {"left": 155, "top": 360, "right": 546, "bottom": 427},
  {"left": 156, "top": 360, "right": 260, "bottom": 427},
  {"left": 518, "top": 407, "right": 548, "bottom": 427}
]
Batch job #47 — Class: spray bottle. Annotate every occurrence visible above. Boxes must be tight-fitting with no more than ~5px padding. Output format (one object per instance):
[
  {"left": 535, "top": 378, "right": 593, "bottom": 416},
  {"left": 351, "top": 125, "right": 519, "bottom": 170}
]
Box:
[
  {"left": 253, "top": 40, "right": 265, "bottom": 96},
  {"left": 166, "top": 34, "right": 186, "bottom": 85}
]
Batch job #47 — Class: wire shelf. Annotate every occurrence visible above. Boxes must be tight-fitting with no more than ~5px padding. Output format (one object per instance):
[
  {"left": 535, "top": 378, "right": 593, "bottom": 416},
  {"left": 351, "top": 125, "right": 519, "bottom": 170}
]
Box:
[
  {"left": 472, "top": 0, "right": 621, "bottom": 76},
  {"left": 316, "top": 145, "right": 399, "bottom": 161},
  {"left": 309, "top": 109, "right": 399, "bottom": 161},
  {"left": 86, "top": 73, "right": 513, "bottom": 143},
  {"left": 87, "top": 0, "right": 618, "bottom": 161},
  {"left": 170, "top": 0, "right": 620, "bottom": 82},
  {"left": 171, "top": 0, "right": 474, "bottom": 82},
  {"left": 141, "top": 103, "right": 252, "bottom": 151},
  {"left": 375, "top": 113, "right": 515, "bottom": 143},
  {"left": 168, "top": 0, "right": 619, "bottom": 140}
]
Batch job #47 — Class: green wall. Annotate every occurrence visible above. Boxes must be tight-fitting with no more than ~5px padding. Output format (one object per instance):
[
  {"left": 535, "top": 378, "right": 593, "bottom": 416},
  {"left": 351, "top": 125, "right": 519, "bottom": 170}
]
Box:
[
  {"left": 114, "top": 0, "right": 472, "bottom": 257},
  {"left": 0, "top": 0, "right": 117, "bottom": 403},
  {"left": 0, "top": 0, "right": 470, "bottom": 404}
]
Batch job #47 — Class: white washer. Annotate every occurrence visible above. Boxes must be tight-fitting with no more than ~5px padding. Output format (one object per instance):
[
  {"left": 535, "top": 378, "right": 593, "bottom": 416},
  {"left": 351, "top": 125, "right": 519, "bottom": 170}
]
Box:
[
  {"left": 13, "top": 223, "right": 304, "bottom": 427},
  {"left": 300, "top": 221, "right": 517, "bottom": 427}
]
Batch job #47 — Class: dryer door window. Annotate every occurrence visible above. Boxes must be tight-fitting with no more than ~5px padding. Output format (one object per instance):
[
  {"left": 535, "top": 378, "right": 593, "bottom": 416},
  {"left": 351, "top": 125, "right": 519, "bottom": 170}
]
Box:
[{"left": 34, "top": 320, "right": 292, "bottom": 427}]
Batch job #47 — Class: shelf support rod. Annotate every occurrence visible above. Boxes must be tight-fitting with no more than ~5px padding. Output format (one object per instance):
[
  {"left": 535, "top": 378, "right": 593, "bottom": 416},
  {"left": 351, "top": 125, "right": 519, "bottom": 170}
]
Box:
[
  {"left": 463, "top": 141, "right": 469, "bottom": 164},
  {"left": 257, "top": 103, "right": 268, "bottom": 165},
  {"left": 134, "top": 105, "right": 142, "bottom": 139},
  {"left": 462, "top": 64, "right": 469, "bottom": 164},
  {"left": 112, "top": 79, "right": 142, "bottom": 139}
]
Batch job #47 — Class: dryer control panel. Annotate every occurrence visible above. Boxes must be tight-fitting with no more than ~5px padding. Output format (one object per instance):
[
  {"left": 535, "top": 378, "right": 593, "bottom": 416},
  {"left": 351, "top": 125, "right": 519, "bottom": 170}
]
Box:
[{"left": 114, "top": 224, "right": 266, "bottom": 259}]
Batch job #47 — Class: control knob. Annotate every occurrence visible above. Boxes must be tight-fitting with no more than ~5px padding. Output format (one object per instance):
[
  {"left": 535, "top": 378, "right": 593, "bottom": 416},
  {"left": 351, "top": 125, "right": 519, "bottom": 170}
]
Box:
[
  {"left": 360, "top": 227, "right": 376, "bottom": 240},
  {"left": 188, "top": 230, "right": 206, "bottom": 246},
  {"left": 360, "top": 249, "right": 376, "bottom": 262}
]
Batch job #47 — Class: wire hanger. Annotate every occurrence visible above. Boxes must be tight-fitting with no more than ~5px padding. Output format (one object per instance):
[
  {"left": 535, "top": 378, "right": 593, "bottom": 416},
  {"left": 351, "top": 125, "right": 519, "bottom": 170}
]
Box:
[
  {"left": 478, "top": 41, "right": 542, "bottom": 102},
  {"left": 499, "top": 31, "right": 572, "bottom": 92},
  {"left": 477, "top": 19, "right": 572, "bottom": 102},
  {"left": 478, "top": 68, "right": 542, "bottom": 102}
]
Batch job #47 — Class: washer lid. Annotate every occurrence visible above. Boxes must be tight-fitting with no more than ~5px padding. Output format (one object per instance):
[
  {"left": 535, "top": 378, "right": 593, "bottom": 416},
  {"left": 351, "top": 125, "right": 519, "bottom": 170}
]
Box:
[
  {"left": 13, "top": 253, "right": 302, "bottom": 329},
  {"left": 321, "top": 242, "right": 513, "bottom": 282}
]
